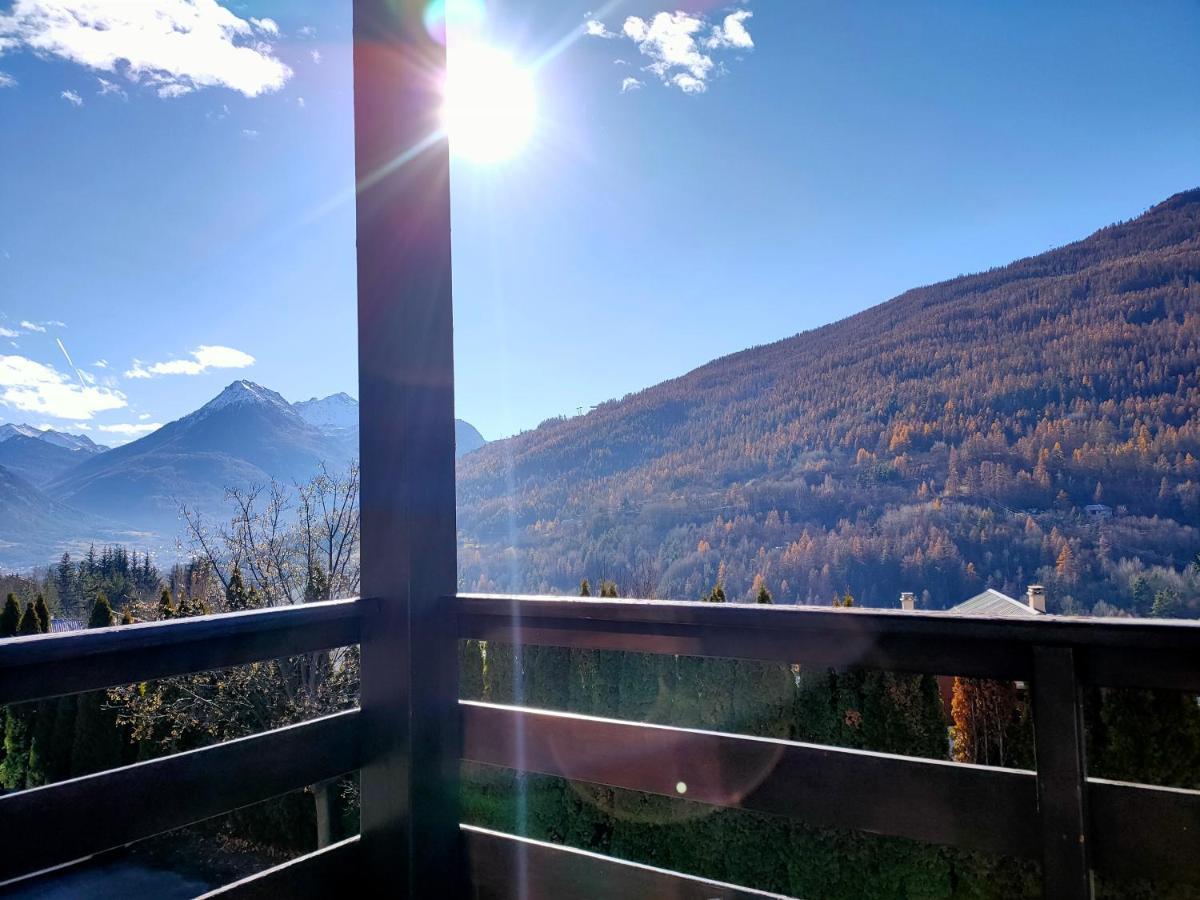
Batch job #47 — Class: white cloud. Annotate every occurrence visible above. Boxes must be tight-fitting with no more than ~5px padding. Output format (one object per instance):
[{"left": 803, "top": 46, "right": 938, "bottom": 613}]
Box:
[
  {"left": 72, "top": 422, "right": 90, "bottom": 430},
  {"left": 620, "top": 76, "right": 643, "bottom": 93},
  {"left": 125, "top": 344, "right": 255, "bottom": 379},
  {"left": 705, "top": 10, "right": 754, "bottom": 50},
  {"left": 0, "top": 354, "right": 127, "bottom": 419},
  {"left": 138, "top": 412, "right": 151, "bottom": 420},
  {"left": 96, "top": 76, "right": 126, "bottom": 99},
  {"left": 0, "top": 327, "right": 18, "bottom": 338},
  {"left": 298, "top": 25, "right": 316, "bottom": 39},
  {"left": 241, "top": 128, "right": 259, "bottom": 139},
  {"left": 157, "top": 83, "right": 193, "bottom": 99},
  {"left": 296, "top": 96, "right": 305, "bottom": 108},
  {"left": 20, "top": 320, "right": 45, "bottom": 332},
  {"left": 0, "top": 71, "right": 15, "bottom": 87},
  {"left": 60, "top": 88, "right": 82, "bottom": 106},
  {"left": 310, "top": 49, "right": 322, "bottom": 64},
  {"left": 250, "top": 17, "right": 278, "bottom": 36},
  {"left": 0, "top": 0, "right": 293, "bottom": 99},
  {"left": 589, "top": 8, "right": 754, "bottom": 94},
  {"left": 586, "top": 19, "right": 615, "bottom": 39},
  {"left": 98, "top": 421, "right": 162, "bottom": 437},
  {"left": 92, "top": 359, "right": 108, "bottom": 368}
]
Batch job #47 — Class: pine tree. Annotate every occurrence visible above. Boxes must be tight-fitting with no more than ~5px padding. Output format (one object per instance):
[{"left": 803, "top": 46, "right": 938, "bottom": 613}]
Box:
[
  {"left": 87, "top": 593, "right": 115, "bottom": 629},
  {"left": 599, "top": 580, "right": 619, "bottom": 598},
  {"left": 579, "top": 579, "right": 591, "bottom": 597},
  {"left": 756, "top": 583, "right": 773, "bottom": 604},
  {"left": 34, "top": 594, "right": 50, "bottom": 633},
  {"left": 706, "top": 583, "right": 726, "bottom": 603},
  {"left": 0, "top": 593, "right": 20, "bottom": 637},
  {"left": 17, "top": 602, "right": 40, "bottom": 636}
]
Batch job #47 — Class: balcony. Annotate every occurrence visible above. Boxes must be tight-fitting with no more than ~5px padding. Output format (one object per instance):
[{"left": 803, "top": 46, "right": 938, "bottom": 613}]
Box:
[
  {"left": 3, "top": 592, "right": 1200, "bottom": 897},
  {"left": 2, "top": 2, "right": 1199, "bottom": 897}
]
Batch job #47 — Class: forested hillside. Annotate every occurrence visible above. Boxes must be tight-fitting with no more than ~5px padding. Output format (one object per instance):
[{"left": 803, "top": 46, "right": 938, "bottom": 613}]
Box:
[{"left": 457, "top": 189, "right": 1200, "bottom": 614}]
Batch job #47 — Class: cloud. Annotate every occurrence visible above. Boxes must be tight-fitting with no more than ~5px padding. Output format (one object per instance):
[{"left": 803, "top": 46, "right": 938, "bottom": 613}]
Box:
[
  {"left": 0, "top": 327, "right": 18, "bottom": 338},
  {"left": 0, "top": 71, "right": 15, "bottom": 87},
  {"left": 241, "top": 128, "right": 259, "bottom": 139},
  {"left": 705, "top": 10, "right": 754, "bottom": 50},
  {"left": 96, "top": 76, "right": 126, "bottom": 99},
  {"left": 60, "top": 88, "right": 82, "bottom": 106},
  {"left": 620, "top": 76, "right": 643, "bottom": 93},
  {"left": 0, "top": 0, "right": 292, "bottom": 99},
  {"left": 298, "top": 25, "right": 316, "bottom": 39},
  {"left": 250, "top": 17, "right": 278, "bottom": 36},
  {"left": 589, "top": 8, "right": 754, "bottom": 94},
  {"left": 310, "top": 49, "right": 322, "bottom": 64},
  {"left": 20, "top": 320, "right": 45, "bottom": 332},
  {"left": 0, "top": 354, "right": 127, "bottom": 419},
  {"left": 296, "top": 96, "right": 305, "bottom": 108},
  {"left": 98, "top": 421, "right": 162, "bottom": 437},
  {"left": 138, "top": 412, "right": 151, "bottom": 420},
  {"left": 92, "top": 359, "right": 108, "bottom": 368},
  {"left": 125, "top": 344, "right": 255, "bottom": 379},
  {"left": 586, "top": 19, "right": 615, "bottom": 39}
]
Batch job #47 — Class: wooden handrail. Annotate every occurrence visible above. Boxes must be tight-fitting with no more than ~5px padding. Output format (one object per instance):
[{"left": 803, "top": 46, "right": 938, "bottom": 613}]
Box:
[
  {"left": 0, "top": 597, "right": 370, "bottom": 705},
  {"left": 457, "top": 593, "right": 1200, "bottom": 691},
  {"left": 0, "top": 710, "right": 361, "bottom": 884}
]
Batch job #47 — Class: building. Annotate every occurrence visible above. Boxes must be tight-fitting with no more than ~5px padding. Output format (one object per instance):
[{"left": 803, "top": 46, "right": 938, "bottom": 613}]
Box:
[{"left": 948, "top": 585, "right": 1047, "bottom": 617}]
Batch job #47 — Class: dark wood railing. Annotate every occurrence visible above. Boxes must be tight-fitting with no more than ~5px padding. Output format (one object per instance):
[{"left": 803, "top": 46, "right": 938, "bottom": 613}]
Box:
[{"left": 2, "top": 594, "right": 1199, "bottom": 897}]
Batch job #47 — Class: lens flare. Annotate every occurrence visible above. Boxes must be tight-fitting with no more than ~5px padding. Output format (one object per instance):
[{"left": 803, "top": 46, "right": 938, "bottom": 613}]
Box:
[
  {"left": 423, "top": 0, "right": 487, "bottom": 46},
  {"left": 441, "top": 42, "right": 536, "bottom": 163}
]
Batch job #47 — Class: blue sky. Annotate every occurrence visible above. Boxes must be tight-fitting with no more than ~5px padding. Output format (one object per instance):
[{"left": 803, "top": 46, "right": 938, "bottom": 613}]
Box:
[{"left": 1, "top": 0, "right": 1198, "bottom": 444}]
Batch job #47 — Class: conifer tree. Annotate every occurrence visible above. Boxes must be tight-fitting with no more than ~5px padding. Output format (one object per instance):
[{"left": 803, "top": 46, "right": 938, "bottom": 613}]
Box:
[
  {"left": 756, "top": 583, "right": 773, "bottom": 604},
  {"left": 706, "top": 583, "right": 726, "bottom": 603},
  {"left": 579, "top": 579, "right": 591, "bottom": 597},
  {"left": 17, "top": 603, "right": 40, "bottom": 636},
  {"left": 0, "top": 593, "right": 20, "bottom": 637},
  {"left": 88, "top": 593, "right": 115, "bottom": 629},
  {"left": 34, "top": 594, "right": 50, "bottom": 633},
  {"left": 158, "top": 588, "right": 175, "bottom": 620},
  {"left": 121, "top": 608, "right": 134, "bottom": 625}
]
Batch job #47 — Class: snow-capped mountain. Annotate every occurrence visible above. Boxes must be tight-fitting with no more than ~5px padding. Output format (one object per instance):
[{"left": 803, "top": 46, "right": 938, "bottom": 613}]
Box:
[
  {"left": 295, "top": 392, "right": 358, "bottom": 430},
  {"left": 0, "top": 423, "right": 106, "bottom": 454}
]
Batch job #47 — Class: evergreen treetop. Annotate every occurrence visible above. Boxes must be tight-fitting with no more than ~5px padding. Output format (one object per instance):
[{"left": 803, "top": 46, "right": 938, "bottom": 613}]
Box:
[
  {"left": 87, "top": 594, "right": 115, "bottom": 629},
  {"left": 34, "top": 594, "right": 50, "bottom": 633},
  {"left": 17, "top": 602, "right": 41, "bottom": 636},
  {"left": 0, "top": 593, "right": 21, "bottom": 637}
]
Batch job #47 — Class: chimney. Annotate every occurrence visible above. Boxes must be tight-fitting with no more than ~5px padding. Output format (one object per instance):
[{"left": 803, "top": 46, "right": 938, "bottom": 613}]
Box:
[
  {"left": 900, "top": 592, "right": 916, "bottom": 612},
  {"left": 1027, "top": 585, "right": 1046, "bottom": 614}
]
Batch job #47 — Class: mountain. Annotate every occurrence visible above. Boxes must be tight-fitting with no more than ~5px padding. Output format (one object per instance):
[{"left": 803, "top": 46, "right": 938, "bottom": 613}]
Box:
[
  {"left": 0, "top": 464, "right": 125, "bottom": 569},
  {"left": 296, "top": 391, "right": 487, "bottom": 457},
  {"left": 457, "top": 189, "right": 1200, "bottom": 615},
  {"left": 48, "top": 380, "right": 359, "bottom": 539},
  {"left": 295, "top": 392, "right": 358, "bottom": 430},
  {"left": 456, "top": 419, "right": 486, "bottom": 457},
  {"left": 0, "top": 423, "right": 106, "bottom": 454},
  {"left": 0, "top": 435, "right": 94, "bottom": 487}
]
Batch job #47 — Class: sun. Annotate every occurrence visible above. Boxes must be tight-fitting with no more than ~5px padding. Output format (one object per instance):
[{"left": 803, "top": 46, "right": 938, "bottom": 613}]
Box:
[{"left": 441, "top": 42, "right": 536, "bottom": 164}]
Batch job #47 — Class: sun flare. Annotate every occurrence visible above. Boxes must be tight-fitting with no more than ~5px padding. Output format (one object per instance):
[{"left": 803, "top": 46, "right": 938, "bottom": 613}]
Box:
[{"left": 441, "top": 43, "right": 536, "bottom": 163}]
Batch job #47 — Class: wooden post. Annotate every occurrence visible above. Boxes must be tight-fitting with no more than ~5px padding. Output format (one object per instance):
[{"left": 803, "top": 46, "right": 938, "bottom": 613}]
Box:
[
  {"left": 353, "top": 1, "right": 461, "bottom": 894},
  {"left": 1031, "top": 646, "right": 1092, "bottom": 900}
]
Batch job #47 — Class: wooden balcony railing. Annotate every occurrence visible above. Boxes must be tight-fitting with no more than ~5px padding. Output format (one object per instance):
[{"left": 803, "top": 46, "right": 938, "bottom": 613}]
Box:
[{"left": 2, "top": 593, "right": 1199, "bottom": 897}]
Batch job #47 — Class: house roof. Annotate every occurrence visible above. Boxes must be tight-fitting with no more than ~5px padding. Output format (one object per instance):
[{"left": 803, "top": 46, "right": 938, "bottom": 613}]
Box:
[{"left": 948, "top": 588, "right": 1042, "bottom": 617}]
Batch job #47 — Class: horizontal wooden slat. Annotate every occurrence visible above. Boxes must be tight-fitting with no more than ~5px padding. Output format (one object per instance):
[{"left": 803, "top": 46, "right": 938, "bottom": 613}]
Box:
[
  {"left": 199, "top": 836, "right": 362, "bottom": 899},
  {"left": 1090, "top": 777, "right": 1200, "bottom": 885},
  {"left": 0, "top": 709, "right": 362, "bottom": 884},
  {"left": 457, "top": 594, "right": 1200, "bottom": 690},
  {"left": 461, "top": 701, "right": 1038, "bottom": 859},
  {"left": 0, "top": 598, "right": 368, "bottom": 705},
  {"left": 463, "top": 825, "right": 788, "bottom": 899}
]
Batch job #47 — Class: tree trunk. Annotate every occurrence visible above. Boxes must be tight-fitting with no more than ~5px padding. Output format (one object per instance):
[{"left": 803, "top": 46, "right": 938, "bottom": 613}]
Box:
[{"left": 312, "top": 778, "right": 336, "bottom": 848}]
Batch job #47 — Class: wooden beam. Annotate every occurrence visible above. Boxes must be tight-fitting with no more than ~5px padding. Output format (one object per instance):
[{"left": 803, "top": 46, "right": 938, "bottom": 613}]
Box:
[
  {"left": 461, "top": 701, "right": 1039, "bottom": 858},
  {"left": 0, "top": 710, "right": 361, "bottom": 884},
  {"left": 0, "top": 598, "right": 365, "bottom": 706},
  {"left": 199, "top": 836, "right": 362, "bottom": 899},
  {"left": 1089, "top": 777, "right": 1200, "bottom": 886},
  {"left": 353, "top": 0, "right": 461, "bottom": 894},
  {"left": 1032, "top": 647, "right": 1093, "bottom": 899},
  {"left": 458, "top": 594, "right": 1200, "bottom": 690},
  {"left": 463, "top": 826, "right": 789, "bottom": 900}
]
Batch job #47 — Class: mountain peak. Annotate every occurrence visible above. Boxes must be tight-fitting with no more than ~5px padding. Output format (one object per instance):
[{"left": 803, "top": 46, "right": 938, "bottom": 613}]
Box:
[{"left": 203, "top": 380, "right": 292, "bottom": 412}]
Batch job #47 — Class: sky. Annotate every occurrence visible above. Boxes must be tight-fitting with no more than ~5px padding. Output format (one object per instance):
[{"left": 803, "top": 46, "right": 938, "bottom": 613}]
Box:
[{"left": 1, "top": 0, "right": 1198, "bottom": 445}]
